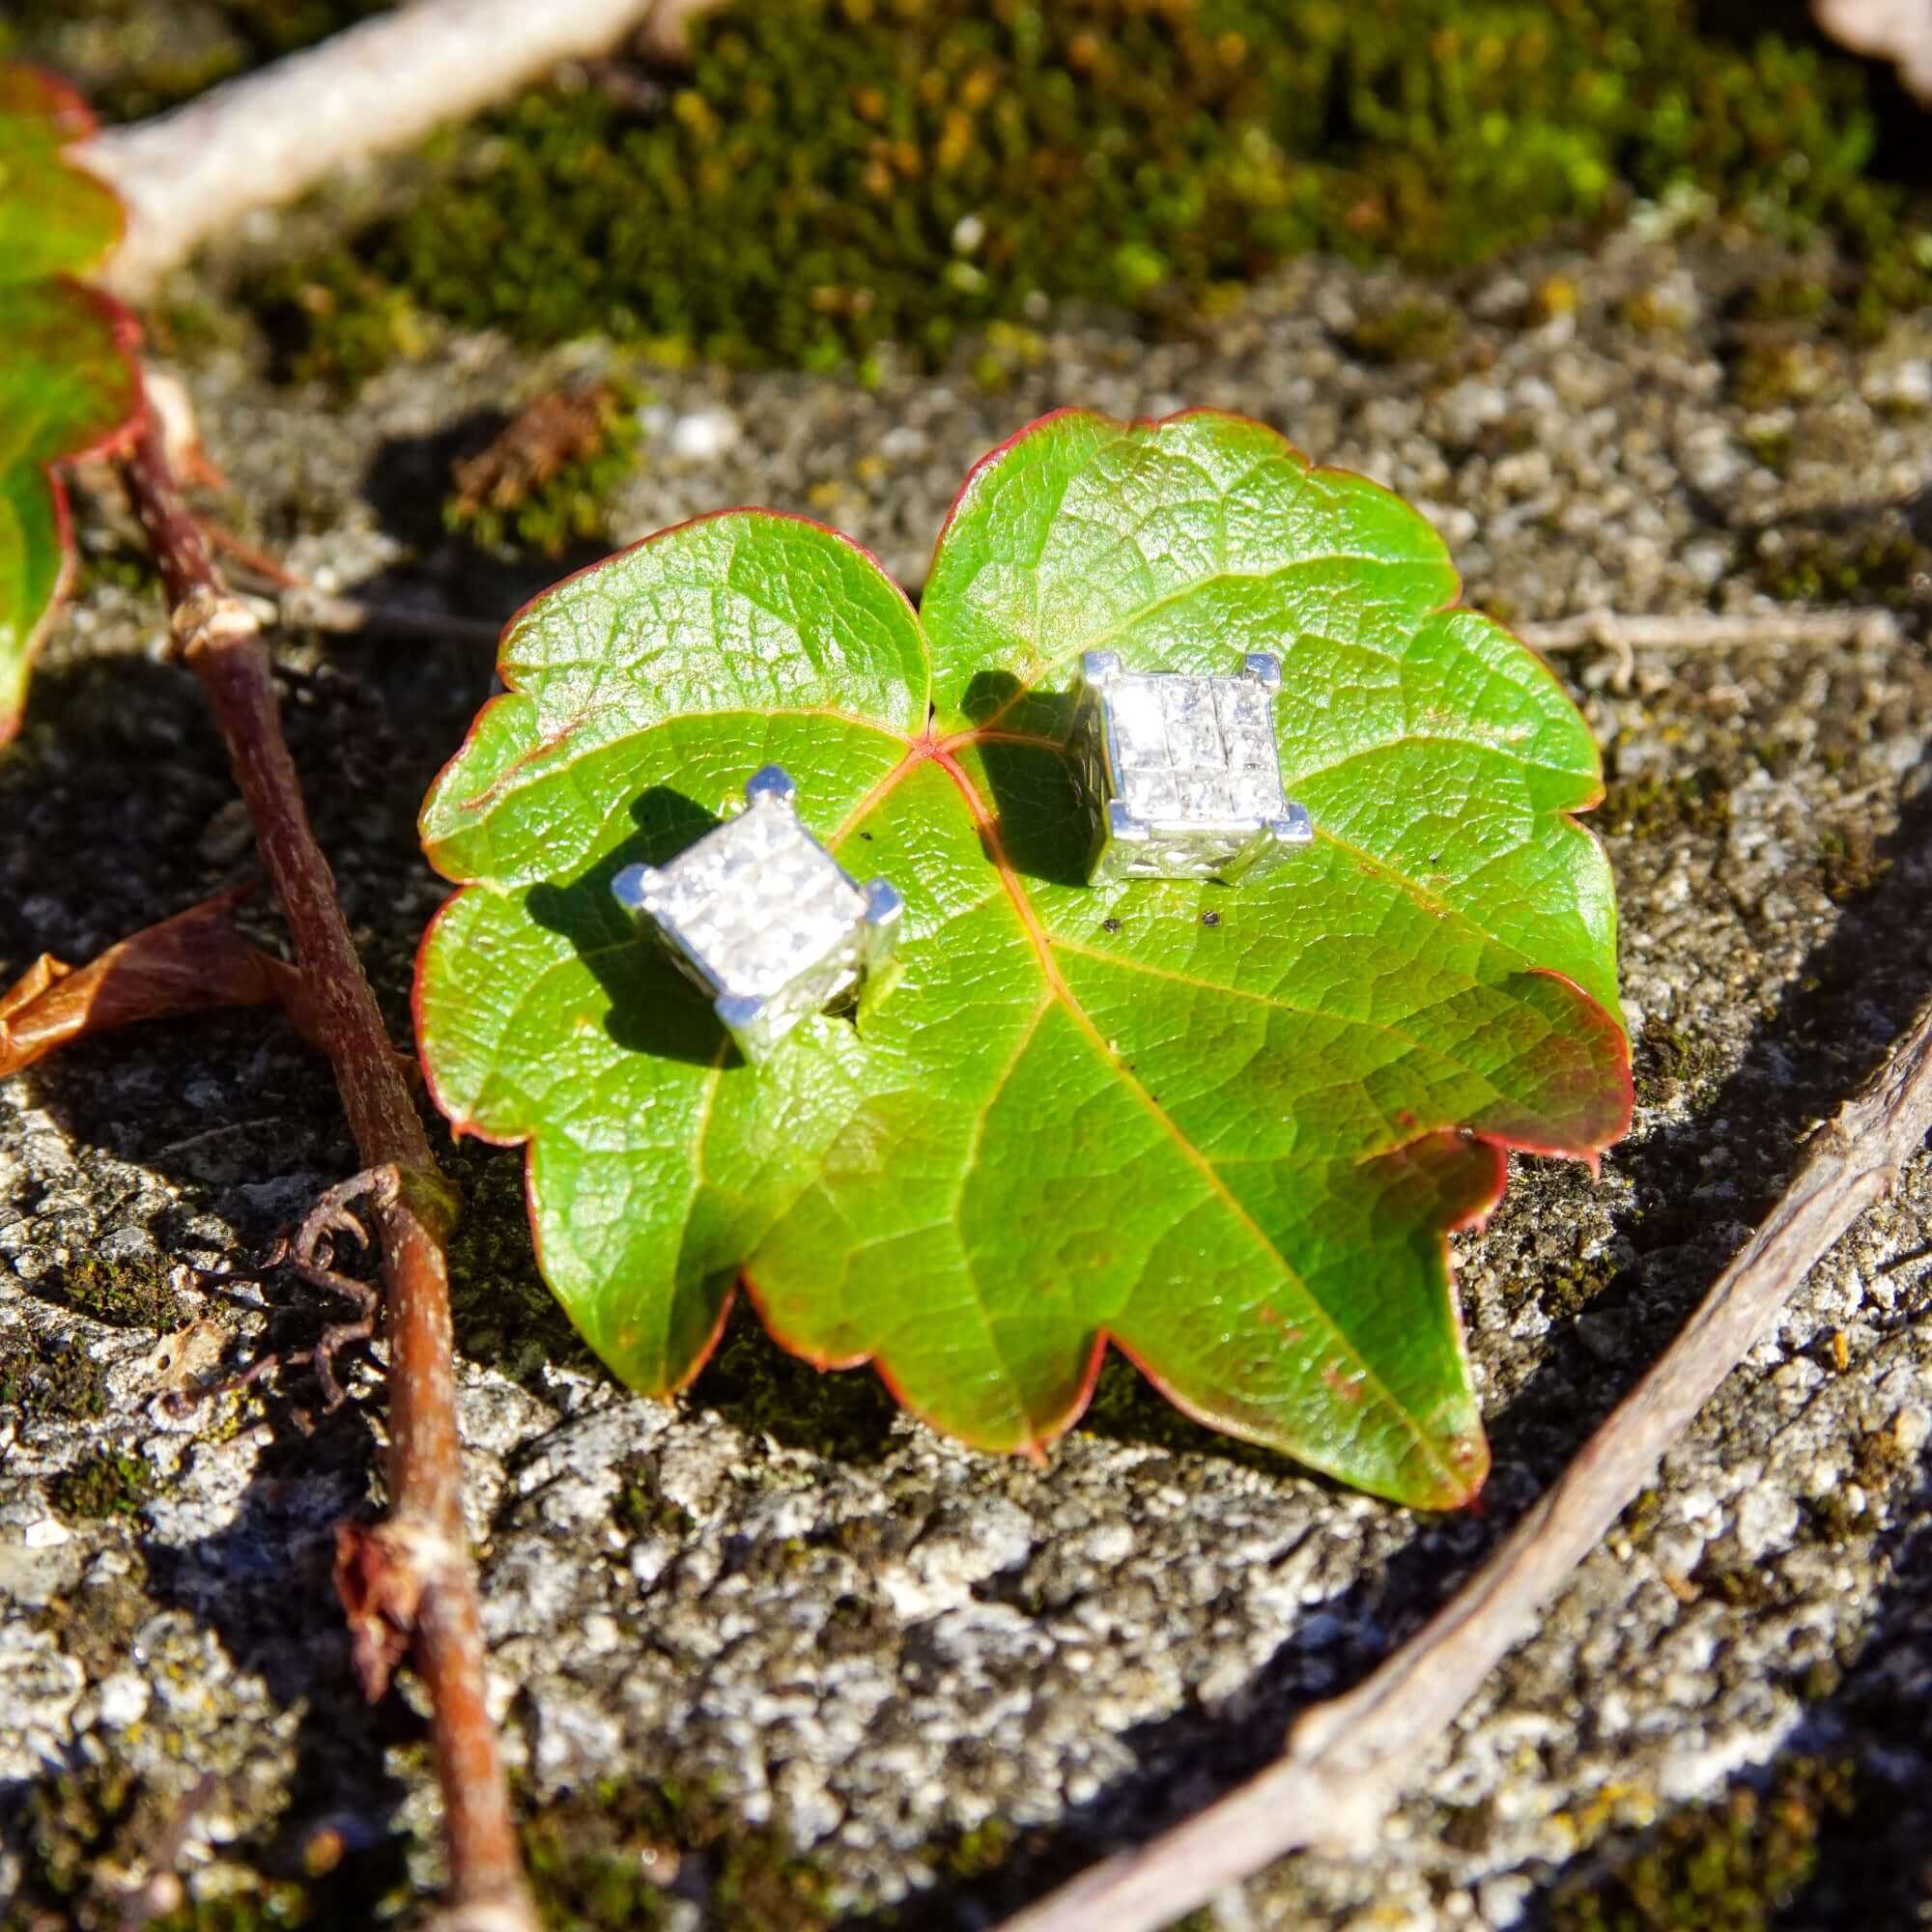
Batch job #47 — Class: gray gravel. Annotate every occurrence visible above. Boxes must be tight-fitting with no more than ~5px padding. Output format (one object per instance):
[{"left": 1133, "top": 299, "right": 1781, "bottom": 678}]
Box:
[{"left": 4, "top": 206, "right": 1932, "bottom": 1929}]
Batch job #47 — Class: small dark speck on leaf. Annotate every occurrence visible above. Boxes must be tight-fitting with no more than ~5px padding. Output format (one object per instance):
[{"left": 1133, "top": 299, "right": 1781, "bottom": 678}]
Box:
[
  {"left": 861, "top": 831, "right": 874, "bottom": 840},
  {"left": 1202, "top": 910, "right": 1221, "bottom": 926},
  {"left": 1102, "top": 917, "right": 1121, "bottom": 933}
]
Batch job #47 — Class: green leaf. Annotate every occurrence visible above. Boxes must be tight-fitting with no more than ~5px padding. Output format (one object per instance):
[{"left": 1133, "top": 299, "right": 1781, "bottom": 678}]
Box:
[
  {"left": 0, "top": 68, "right": 124, "bottom": 287},
  {"left": 418, "top": 411, "right": 1630, "bottom": 1507},
  {"left": 0, "top": 66, "right": 142, "bottom": 745}
]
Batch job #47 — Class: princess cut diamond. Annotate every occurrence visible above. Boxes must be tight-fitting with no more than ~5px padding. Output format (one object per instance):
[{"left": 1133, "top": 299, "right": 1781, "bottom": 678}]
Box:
[
  {"left": 1069, "top": 651, "right": 1313, "bottom": 884},
  {"left": 611, "top": 765, "right": 902, "bottom": 1061}
]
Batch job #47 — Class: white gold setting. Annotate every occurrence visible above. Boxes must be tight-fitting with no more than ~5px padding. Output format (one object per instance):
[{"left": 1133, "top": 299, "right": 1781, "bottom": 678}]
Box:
[
  {"left": 1069, "top": 651, "right": 1313, "bottom": 884},
  {"left": 611, "top": 765, "right": 901, "bottom": 1061}
]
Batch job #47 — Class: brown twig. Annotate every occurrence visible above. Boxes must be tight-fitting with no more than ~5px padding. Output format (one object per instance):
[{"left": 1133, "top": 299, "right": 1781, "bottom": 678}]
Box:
[
  {"left": 1513, "top": 605, "right": 1904, "bottom": 692},
  {"left": 996, "top": 985, "right": 1932, "bottom": 1932},
  {"left": 1815, "top": 0, "right": 1932, "bottom": 107},
  {"left": 119, "top": 421, "right": 536, "bottom": 1932},
  {"left": 81, "top": 0, "right": 698, "bottom": 296},
  {"left": 277, "top": 586, "right": 504, "bottom": 648},
  {"left": 1513, "top": 607, "right": 1905, "bottom": 652}
]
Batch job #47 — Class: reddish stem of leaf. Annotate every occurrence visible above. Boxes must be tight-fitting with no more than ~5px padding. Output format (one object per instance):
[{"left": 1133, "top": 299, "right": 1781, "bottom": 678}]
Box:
[{"left": 120, "top": 423, "right": 535, "bottom": 1931}]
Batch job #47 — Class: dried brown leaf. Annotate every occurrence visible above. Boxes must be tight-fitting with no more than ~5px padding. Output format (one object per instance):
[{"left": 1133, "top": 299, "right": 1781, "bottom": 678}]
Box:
[
  {"left": 145, "top": 1316, "right": 233, "bottom": 1395},
  {"left": 450, "top": 383, "right": 620, "bottom": 518},
  {"left": 0, "top": 889, "right": 320, "bottom": 1076},
  {"left": 333, "top": 1518, "right": 427, "bottom": 1701}
]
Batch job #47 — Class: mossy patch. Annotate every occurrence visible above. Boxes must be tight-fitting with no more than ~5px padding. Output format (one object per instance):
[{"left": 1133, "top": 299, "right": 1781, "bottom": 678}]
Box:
[
  {"left": 1348, "top": 295, "right": 1464, "bottom": 366},
  {"left": 5, "top": 1758, "right": 144, "bottom": 1922},
  {"left": 1076, "top": 1346, "right": 1316, "bottom": 1476},
  {"left": 1635, "top": 1016, "right": 1724, "bottom": 1103},
  {"left": 34, "top": 1558, "right": 155, "bottom": 1679},
  {"left": 0, "top": 1329, "right": 109, "bottom": 1420},
  {"left": 251, "top": 0, "right": 1932, "bottom": 383},
  {"left": 938, "top": 1815, "right": 1016, "bottom": 1881},
  {"left": 1815, "top": 823, "right": 1892, "bottom": 904},
  {"left": 1540, "top": 1255, "right": 1620, "bottom": 1324},
  {"left": 1545, "top": 1755, "right": 1857, "bottom": 1932},
  {"left": 610, "top": 1454, "right": 695, "bottom": 1542},
  {"left": 50, "top": 1448, "right": 154, "bottom": 1520},
  {"left": 1, "top": 1753, "right": 409, "bottom": 1930},
  {"left": 521, "top": 1776, "right": 835, "bottom": 1932},
  {"left": 1762, "top": 527, "right": 1932, "bottom": 611},
  {"left": 251, "top": 254, "right": 435, "bottom": 388},
  {"left": 1690, "top": 1552, "right": 1783, "bottom": 1611},
  {"left": 1598, "top": 768, "right": 1732, "bottom": 840},
  {"left": 58, "top": 1252, "right": 185, "bottom": 1330}
]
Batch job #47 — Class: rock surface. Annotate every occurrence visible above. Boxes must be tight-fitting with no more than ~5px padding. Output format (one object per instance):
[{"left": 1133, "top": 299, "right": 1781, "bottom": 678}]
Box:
[{"left": 4, "top": 211, "right": 1932, "bottom": 1928}]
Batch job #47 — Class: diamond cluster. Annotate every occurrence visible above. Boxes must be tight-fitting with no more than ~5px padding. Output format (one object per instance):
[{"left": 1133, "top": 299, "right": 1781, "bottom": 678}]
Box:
[
  {"left": 1105, "top": 671, "right": 1286, "bottom": 826},
  {"left": 1071, "top": 650, "right": 1312, "bottom": 884},
  {"left": 611, "top": 767, "right": 900, "bottom": 1061},
  {"left": 647, "top": 795, "right": 867, "bottom": 1003}
]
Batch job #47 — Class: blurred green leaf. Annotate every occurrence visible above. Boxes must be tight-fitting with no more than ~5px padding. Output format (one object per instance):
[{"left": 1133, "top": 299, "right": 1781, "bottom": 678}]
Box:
[{"left": 0, "top": 65, "right": 141, "bottom": 743}]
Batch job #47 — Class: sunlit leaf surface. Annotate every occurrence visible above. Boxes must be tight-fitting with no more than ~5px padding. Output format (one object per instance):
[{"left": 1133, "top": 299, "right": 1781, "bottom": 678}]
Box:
[{"left": 417, "top": 410, "right": 1629, "bottom": 1506}]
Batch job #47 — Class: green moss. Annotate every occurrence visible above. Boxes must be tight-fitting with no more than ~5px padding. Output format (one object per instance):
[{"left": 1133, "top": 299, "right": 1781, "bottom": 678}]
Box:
[
  {"left": 1848, "top": 1423, "right": 1909, "bottom": 1492},
  {"left": 2, "top": 1754, "right": 408, "bottom": 1930},
  {"left": 7, "top": 1760, "right": 141, "bottom": 1915},
  {"left": 1636, "top": 1016, "right": 1723, "bottom": 1101},
  {"left": 1763, "top": 528, "right": 1931, "bottom": 610},
  {"left": 1348, "top": 296, "right": 1463, "bottom": 365},
  {"left": 522, "top": 1776, "right": 835, "bottom": 1932},
  {"left": 1815, "top": 824, "right": 1892, "bottom": 904},
  {"left": 1747, "top": 273, "right": 1833, "bottom": 325},
  {"left": 611, "top": 1455, "right": 695, "bottom": 1541},
  {"left": 1078, "top": 1348, "right": 1295, "bottom": 1475},
  {"left": 251, "top": 254, "right": 435, "bottom": 388},
  {"left": 1741, "top": 421, "right": 1793, "bottom": 474},
  {"left": 34, "top": 1558, "right": 154, "bottom": 1679},
  {"left": 1619, "top": 1487, "right": 1664, "bottom": 1547},
  {"left": 443, "top": 1142, "right": 593, "bottom": 1385},
  {"left": 50, "top": 1449, "right": 154, "bottom": 1520},
  {"left": 0, "top": 1330, "right": 108, "bottom": 1420},
  {"left": 942, "top": 1816, "right": 1016, "bottom": 1879},
  {"left": 1805, "top": 1488, "right": 1864, "bottom": 1543},
  {"left": 149, "top": 1889, "right": 324, "bottom": 1931},
  {"left": 59, "top": 1251, "right": 185, "bottom": 1330},
  {"left": 1598, "top": 769, "right": 1731, "bottom": 841},
  {"left": 1532, "top": 1252, "right": 1618, "bottom": 1323},
  {"left": 1691, "top": 1555, "right": 1781, "bottom": 1610},
  {"left": 257, "top": 0, "right": 1932, "bottom": 382},
  {"left": 1546, "top": 1756, "right": 1857, "bottom": 1932},
  {"left": 1731, "top": 332, "right": 1841, "bottom": 411}
]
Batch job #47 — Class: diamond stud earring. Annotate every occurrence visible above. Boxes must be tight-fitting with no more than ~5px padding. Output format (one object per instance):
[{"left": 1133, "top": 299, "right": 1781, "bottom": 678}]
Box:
[
  {"left": 1068, "top": 650, "right": 1313, "bottom": 885},
  {"left": 611, "top": 765, "right": 902, "bottom": 1062}
]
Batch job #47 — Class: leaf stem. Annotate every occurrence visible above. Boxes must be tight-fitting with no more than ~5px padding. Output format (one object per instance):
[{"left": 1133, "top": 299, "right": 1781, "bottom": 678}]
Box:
[
  {"left": 119, "top": 421, "right": 536, "bottom": 1932},
  {"left": 994, "top": 979, "right": 1932, "bottom": 1932}
]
